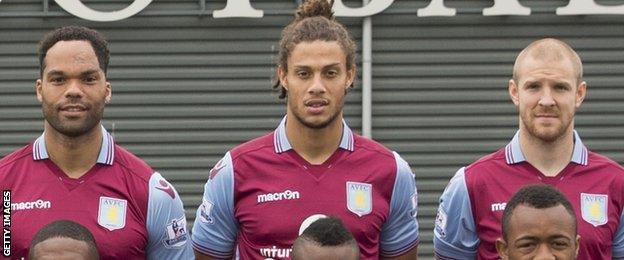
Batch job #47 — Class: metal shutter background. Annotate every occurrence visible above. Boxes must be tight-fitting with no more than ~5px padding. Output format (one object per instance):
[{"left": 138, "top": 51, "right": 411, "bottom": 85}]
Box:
[{"left": 1, "top": 1, "right": 624, "bottom": 259}]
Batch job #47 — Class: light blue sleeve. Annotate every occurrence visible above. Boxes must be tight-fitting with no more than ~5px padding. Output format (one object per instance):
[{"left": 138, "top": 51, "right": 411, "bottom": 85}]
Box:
[
  {"left": 191, "top": 152, "right": 238, "bottom": 258},
  {"left": 146, "top": 172, "right": 194, "bottom": 259},
  {"left": 379, "top": 152, "right": 420, "bottom": 257},
  {"left": 433, "top": 167, "right": 479, "bottom": 259},
  {"left": 612, "top": 210, "right": 624, "bottom": 259}
]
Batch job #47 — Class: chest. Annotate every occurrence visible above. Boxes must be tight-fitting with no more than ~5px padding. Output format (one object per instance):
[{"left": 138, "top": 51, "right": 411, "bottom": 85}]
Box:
[{"left": 5, "top": 164, "right": 148, "bottom": 260}]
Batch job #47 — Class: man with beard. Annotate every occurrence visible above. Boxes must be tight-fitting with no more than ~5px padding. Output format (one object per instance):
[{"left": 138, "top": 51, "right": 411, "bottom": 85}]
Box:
[
  {"left": 0, "top": 26, "right": 192, "bottom": 259},
  {"left": 191, "top": 0, "right": 419, "bottom": 259},
  {"left": 433, "top": 38, "right": 624, "bottom": 260}
]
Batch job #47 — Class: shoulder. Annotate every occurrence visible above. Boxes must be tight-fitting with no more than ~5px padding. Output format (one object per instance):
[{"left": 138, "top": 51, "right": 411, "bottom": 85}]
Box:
[
  {"left": 353, "top": 134, "right": 395, "bottom": 160},
  {"left": 588, "top": 151, "right": 624, "bottom": 171},
  {"left": 0, "top": 144, "right": 34, "bottom": 173},
  {"left": 113, "top": 144, "right": 155, "bottom": 183},
  {"left": 464, "top": 147, "right": 507, "bottom": 174},
  {"left": 229, "top": 132, "right": 274, "bottom": 160}
]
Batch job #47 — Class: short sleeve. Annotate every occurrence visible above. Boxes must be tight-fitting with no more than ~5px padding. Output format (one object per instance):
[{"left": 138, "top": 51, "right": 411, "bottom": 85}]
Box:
[
  {"left": 433, "top": 167, "right": 479, "bottom": 259},
  {"left": 379, "top": 152, "right": 420, "bottom": 257},
  {"left": 145, "top": 172, "right": 194, "bottom": 259},
  {"left": 612, "top": 209, "right": 624, "bottom": 259},
  {"left": 191, "top": 152, "right": 238, "bottom": 258}
]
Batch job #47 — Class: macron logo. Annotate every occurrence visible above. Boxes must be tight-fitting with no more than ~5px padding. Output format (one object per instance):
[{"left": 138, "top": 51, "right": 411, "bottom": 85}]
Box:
[
  {"left": 257, "top": 190, "right": 300, "bottom": 203},
  {"left": 11, "top": 199, "right": 51, "bottom": 211},
  {"left": 491, "top": 202, "right": 507, "bottom": 212}
]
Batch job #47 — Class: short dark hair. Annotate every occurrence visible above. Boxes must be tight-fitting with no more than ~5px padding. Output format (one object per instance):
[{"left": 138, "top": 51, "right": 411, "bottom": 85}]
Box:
[
  {"left": 38, "top": 25, "right": 110, "bottom": 76},
  {"left": 502, "top": 184, "right": 576, "bottom": 240},
  {"left": 298, "top": 217, "right": 357, "bottom": 247},
  {"left": 29, "top": 220, "right": 99, "bottom": 260}
]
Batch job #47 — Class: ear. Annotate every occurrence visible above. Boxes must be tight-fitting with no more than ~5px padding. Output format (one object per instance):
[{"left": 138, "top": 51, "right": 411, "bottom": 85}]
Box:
[
  {"left": 509, "top": 79, "right": 520, "bottom": 107},
  {"left": 575, "top": 81, "right": 586, "bottom": 108},
  {"left": 35, "top": 79, "right": 43, "bottom": 103},
  {"left": 346, "top": 67, "right": 356, "bottom": 89},
  {"left": 495, "top": 238, "right": 509, "bottom": 259},
  {"left": 105, "top": 81, "right": 112, "bottom": 104},
  {"left": 575, "top": 235, "right": 581, "bottom": 258},
  {"left": 277, "top": 65, "right": 288, "bottom": 90}
]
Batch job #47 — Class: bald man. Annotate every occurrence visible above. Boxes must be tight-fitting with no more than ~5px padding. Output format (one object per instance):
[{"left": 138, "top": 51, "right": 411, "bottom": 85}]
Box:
[{"left": 433, "top": 38, "right": 624, "bottom": 259}]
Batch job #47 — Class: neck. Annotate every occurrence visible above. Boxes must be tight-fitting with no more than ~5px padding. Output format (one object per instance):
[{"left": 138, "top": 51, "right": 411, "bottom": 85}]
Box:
[
  {"left": 519, "top": 127, "right": 574, "bottom": 177},
  {"left": 44, "top": 124, "right": 103, "bottom": 179},
  {"left": 285, "top": 114, "right": 343, "bottom": 165}
]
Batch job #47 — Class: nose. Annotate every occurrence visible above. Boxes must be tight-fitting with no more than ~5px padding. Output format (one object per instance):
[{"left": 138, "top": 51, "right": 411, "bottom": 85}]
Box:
[
  {"left": 308, "top": 73, "right": 326, "bottom": 95},
  {"left": 64, "top": 79, "right": 84, "bottom": 99},
  {"left": 533, "top": 245, "right": 556, "bottom": 260},
  {"left": 538, "top": 88, "right": 555, "bottom": 107}
]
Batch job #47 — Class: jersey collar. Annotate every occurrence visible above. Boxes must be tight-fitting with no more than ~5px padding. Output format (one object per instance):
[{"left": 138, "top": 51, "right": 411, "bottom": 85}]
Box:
[
  {"left": 273, "top": 116, "right": 355, "bottom": 154},
  {"left": 32, "top": 125, "right": 115, "bottom": 165},
  {"left": 505, "top": 130, "right": 588, "bottom": 166}
]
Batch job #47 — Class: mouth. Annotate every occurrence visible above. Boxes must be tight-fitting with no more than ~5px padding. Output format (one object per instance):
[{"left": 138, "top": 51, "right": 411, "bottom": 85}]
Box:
[
  {"left": 59, "top": 104, "right": 88, "bottom": 116},
  {"left": 304, "top": 99, "right": 328, "bottom": 114}
]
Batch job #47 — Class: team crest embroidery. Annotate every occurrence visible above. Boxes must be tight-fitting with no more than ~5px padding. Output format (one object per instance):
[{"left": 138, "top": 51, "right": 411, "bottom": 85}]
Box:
[
  {"left": 581, "top": 193, "right": 608, "bottom": 227},
  {"left": 346, "top": 181, "right": 372, "bottom": 217},
  {"left": 98, "top": 196, "right": 127, "bottom": 231},
  {"left": 163, "top": 217, "right": 188, "bottom": 248}
]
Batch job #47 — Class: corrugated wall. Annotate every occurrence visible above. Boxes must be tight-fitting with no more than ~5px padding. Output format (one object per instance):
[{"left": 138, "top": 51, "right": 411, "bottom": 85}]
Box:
[{"left": 1, "top": 1, "right": 624, "bottom": 259}]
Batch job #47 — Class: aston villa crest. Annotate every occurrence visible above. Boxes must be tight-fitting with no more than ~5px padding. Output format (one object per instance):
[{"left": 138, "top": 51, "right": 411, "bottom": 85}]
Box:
[
  {"left": 346, "top": 181, "right": 372, "bottom": 217},
  {"left": 98, "top": 196, "right": 128, "bottom": 231},
  {"left": 581, "top": 193, "right": 608, "bottom": 227}
]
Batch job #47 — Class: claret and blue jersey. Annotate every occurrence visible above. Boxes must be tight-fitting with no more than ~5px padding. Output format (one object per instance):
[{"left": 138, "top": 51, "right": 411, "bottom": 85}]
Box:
[
  {"left": 192, "top": 117, "right": 420, "bottom": 259},
  {"left": 0, "top": 126, "right": 193, "bottom": 259},
  {"left": 434, "top": 130, "right": 624, "bottom": 260}
]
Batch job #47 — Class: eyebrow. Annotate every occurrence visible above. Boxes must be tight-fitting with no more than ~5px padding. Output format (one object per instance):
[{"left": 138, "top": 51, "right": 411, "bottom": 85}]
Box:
[
  {"left": 293, "top": 63, "right": 342, "bottom": 69},
  {"left": 46, "top": 69, "right": 100, "bottom": 77}
]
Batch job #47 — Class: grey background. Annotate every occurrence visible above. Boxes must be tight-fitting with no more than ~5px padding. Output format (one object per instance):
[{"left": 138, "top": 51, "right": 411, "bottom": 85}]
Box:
[{"left": 1, "top": 0, "right": 624, "bottom": 259}]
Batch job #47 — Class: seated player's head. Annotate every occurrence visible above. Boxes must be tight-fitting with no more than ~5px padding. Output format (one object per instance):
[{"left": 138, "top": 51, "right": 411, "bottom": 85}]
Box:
[
  {"left": 496, "top": 184, "right": 579, "bottom": 260},
  {"left": 292, "top": 217, "right": 359, "bottom": 260},
  {"left": 29, "top": 220, "right": 99, "bottom": 260}
]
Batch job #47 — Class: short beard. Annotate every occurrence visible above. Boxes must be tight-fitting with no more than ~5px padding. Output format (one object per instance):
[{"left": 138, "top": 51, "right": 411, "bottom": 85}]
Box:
[
  {"left": 42, "top": 105, "right": 103, "bottom": 138},
  {"left": 520, "top": 114, "right": 570, "bottom": 143}
]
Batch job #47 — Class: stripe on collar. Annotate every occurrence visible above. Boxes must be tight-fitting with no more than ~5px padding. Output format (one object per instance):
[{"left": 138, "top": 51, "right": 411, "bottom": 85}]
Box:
[
  {"left": 32, "top": 125, "right": 115, "bottom": 165},
  {"left": 273, "top": 116, "right": 355, "bottom": 154},
  {"left": 505, "top": 130, "right": 588, "bottom": 166}
]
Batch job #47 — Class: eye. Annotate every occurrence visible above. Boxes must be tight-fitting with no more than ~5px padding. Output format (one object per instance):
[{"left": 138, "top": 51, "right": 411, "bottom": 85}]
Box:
[
  {"left": 551, "top": 239, "right": 570, "bottom": 250},
  {"left": 83, "top": 75, "right": 98, "bottom": 84},
  {"left": 325, "top": 69, "right": 339, "bottom": 78},
  {"left": 516, "top": 242, "right": 537, "bottom": 254},
  {"left": 525, "top": 82, "right": 540, "bottom": 90},
  {"left": 554, "top": 83, "right": 570, "bottom": 92},
  {"left": 50, "top": 77, "right": 66, "bottom": 85},
  {"left": 296, "top": 70, "right": 310, "bottom": 79}
]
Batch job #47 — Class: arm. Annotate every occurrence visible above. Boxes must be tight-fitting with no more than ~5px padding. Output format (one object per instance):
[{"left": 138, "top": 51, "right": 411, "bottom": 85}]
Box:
[
  {"left": 433, "top": 167, "right": 479, "bottom": 260},
  {"left": 191, "top": 153, "right": 239, "bottom": 259},
  {"left": 381, "top": 246, "right": 418, "bottom": 260},
  {"left": 379, "top": 152, "right": 420, "bottom": 258},
  {"left": 145, "top": 172, "right": 194, "bottom": 259},
  {"left": 613, "top": 208, "right": 624, "bottom": 259}
]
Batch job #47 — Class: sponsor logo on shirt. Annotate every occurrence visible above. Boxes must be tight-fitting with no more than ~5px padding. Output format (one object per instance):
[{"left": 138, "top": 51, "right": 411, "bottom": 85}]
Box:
[
  {"left": 346, "top": 181, "right": 372, "bottom": 217},
  {"left": 257, "top": 190, "right": 300, "bottom": 204},
  {"left": 209, "top": 159, "right": 226, "bottom": 181},
  {"left": 491, "top": 202, "right": 507, "bottom": 212},
  {"left": 259, "top": 245, "right": 292, "bottom": 259},
  {"left": 435, "top": 208, "right": 447, "bottom": 237},
  {"left": 98, "top": 196, "right": 127, "bottom": 231},
  {"left": 155, "top": 179, "right": 176, "bottom": 199},
  {"left": 199, "top": 198, "right": 214, "bottom": 224},
  {"left": 581, "top": 193, "right": 608, "bottom": 227},
  {"left": 10, "top": 199, "right": 51, "bottom": 211},
  {"left": 163, "top": 216, "right": 188, "bottom": 248}
]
